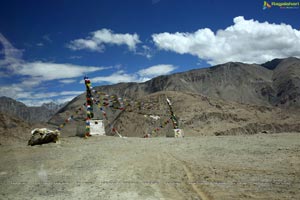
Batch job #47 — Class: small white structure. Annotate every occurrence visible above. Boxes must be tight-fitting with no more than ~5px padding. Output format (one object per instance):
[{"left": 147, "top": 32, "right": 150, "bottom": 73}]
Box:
[
  {"left": 166, "top": 129, "right": 184, "bottom": 138},
  {"left": 89, "top": 120, "right": 106, "bottom": 136},
  {"left": 174, "top": 129, "right": 184, "bottom": 138}
]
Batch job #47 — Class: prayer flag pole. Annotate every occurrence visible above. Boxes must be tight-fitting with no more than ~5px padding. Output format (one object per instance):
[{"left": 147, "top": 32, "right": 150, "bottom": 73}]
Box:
[
  {"left": 166, "top": 97, "right": 179, "bottom": 129},
  {"left": 84, "top": 76, "right": 93, "bottom": 138},
  {"left": 166, "top": 97, "right": 184, "bottom": 137}
]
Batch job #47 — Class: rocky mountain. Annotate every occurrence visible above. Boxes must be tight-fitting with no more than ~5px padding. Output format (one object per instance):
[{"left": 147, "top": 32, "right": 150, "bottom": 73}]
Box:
[
  {"left": 57, "top": 57, "right": 299, "bottom": 111},
  {"left": 146, "top": 57, "right": 298, "bottom": 107},
  {"left": 0, "top": 97, "right": 64, "bottom": 123},
  {"left": 269, "top": 57, "right": 300, "bottom": 107},
  {"left": 49, "top": 57, "right": 300, "bottom": 137},
  {"left": 1, "top": 56, "right": 298, "bottom": 143},
  {"left": 42, "top": 102, "right": 66, "bottom": 111}
]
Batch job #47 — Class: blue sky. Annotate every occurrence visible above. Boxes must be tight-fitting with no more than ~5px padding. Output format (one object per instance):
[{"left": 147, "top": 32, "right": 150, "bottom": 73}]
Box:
[{"left": 0, "top": 0, "right": 300, "bottom": 105}]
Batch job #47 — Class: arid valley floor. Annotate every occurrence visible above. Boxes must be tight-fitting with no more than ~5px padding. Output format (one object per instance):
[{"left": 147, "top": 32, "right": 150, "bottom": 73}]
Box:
[{"left": 1, "top": 133, "right": 299, "bottom": 200}]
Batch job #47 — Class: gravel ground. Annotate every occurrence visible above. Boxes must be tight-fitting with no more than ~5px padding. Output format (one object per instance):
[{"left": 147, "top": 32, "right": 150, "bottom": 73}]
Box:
[{"left": 0, "top": 133, "right": 299, "bottom": 200}]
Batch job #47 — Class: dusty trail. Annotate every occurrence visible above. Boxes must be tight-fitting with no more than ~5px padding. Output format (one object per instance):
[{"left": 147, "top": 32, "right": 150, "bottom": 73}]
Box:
[
  {"left": 168, "top": 153, "right": 213, "bottom": 200},
  {"left": 182, "top": 164, "right": 211, "bottom": 200}
]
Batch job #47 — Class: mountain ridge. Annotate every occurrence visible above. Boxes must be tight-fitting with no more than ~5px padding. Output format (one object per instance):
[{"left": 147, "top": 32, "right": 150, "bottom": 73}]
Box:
[
  {"left": 0, "top": 96, "right": 65, "bottom": 123},
  {"left": 1, "top": 57, "right": 299, "bottom": 140},
  {"left": 48, "top": 57, "right": 300, "bottom": 137},
  {"left": 66, "top": 57, "right": 299, "bottom": 110}
]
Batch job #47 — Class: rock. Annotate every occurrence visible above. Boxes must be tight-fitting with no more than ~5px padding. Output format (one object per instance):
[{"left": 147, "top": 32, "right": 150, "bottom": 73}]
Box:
[{"left": 28, "top": 128, "right": 60, "bottom": 146}]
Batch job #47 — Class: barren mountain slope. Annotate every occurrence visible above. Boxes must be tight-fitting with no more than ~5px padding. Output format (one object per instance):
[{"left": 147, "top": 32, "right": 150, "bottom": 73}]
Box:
[
  {"left": 48, "top": 90, "right": 300, "bottom": 138},
  {"left": 89, "top": 62, "right": 275, "bottom": 106},
  {"left": 0, "top": 97, "right": 63, "bottom": 123},
  {"left": 45, "top": 58, "right": 300, "bottom": 139},
  {"left": 110, "top": 91, "right": 300, "bottom": 137},
  {"left": 271, "top": 57, "right": 300, "bottom": 107},
  {"left": 0, "top": 112, "right": 32, "bottom": 144}
]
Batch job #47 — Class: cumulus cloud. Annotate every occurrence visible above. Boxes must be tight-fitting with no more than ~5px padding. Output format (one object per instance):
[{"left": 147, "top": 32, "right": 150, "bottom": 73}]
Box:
[
  {"left": 0, "top": 33, "right": 106, "bottom": 105},
  {"left": 138, "top": 64, "right": 176, "bottom": 77},
  {"left": 20, "top": 62, "right": 106, "bottom": 80},
  {"left": 90, "top": 64, "right": 177, "bottom": 84},
  {"left": 152, "top": 16, "right": 300, "bottom": 64},
  {"left": 0, "top": 34, "right": 106, "bottom": 81},
  {"left": 91, "top": 70, "right": 137, "bottom": 84},
  {"left": 67, "top": 28, "right": 141, "bottom": 52}
]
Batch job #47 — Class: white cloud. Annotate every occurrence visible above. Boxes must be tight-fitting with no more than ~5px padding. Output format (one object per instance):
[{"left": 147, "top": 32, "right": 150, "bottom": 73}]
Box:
[
  {"left": 152, "top": 16, "right": 300, "bottom": 64},
  {"left": 91, "top": 70, "right": 137, "bottom": 84},
  {"left": 29, "top": 91, "right": 83, "bottom": 99},
  {"left": 59, "top": 91, "right": 83, "bottom": 96},
  {"left": 68, "top": 28, "right": 141, "bottom": 52},
  {"left": 55, "top": 95, "right": 78, "bottom": 105},
  {"left": 19, "top": 95, "right": 77, "bottom": 106},
  {"left": 0, "top": 33, "right": 23, "bottom": 68},
  {"left": 90, "top": 64, "right": 177, "bottom": 84},
  {"left": 19, "top": 99, "right": 51, "bottom": 106},
  {"left": 0, "top": 85, "right": 31, "bottom": 100},
  {"left": 0, "top": 84, "right": 83, "bottom": 106},
  {"left": 68, "top": 39, "right": 103, "bottom": 52},
  {"left": 0, "top": 33, "right": 107, "bottom": 105},
  {"left": 59, "top": 79, "right": 77, "bottom": 84},
  {"left": 20, "top": 62, "right": 106, "bottom": 80},
  {"left": 21, "top": 78, "right": 43, "bottom": 87},
  {"left": 0, "top": 34, "right": 106, "bottom": 81},
  {"left": 138, "top": 64, "right": 176, "bottom": 77},
  {"left": 0, "top": 82, "right": 82, "bottom": 99}
]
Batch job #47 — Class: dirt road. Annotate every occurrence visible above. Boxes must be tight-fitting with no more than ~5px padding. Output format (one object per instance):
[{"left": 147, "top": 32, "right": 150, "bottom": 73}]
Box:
[{"left": 0, "top": 133, "right": 299, "bottom": 199}]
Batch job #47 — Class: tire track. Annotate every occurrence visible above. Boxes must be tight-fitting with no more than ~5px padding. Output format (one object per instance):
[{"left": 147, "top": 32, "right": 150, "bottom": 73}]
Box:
[
  {"left": 168, "top": 153, "right": 213, "bottom": 200},
  {"left": 156, "top": 152, "right": 186, "bottom": 199}
]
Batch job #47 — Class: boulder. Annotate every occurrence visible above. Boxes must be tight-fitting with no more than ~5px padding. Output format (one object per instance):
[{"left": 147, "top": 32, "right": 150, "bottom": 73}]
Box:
[{"left": 28, "top": 128, "right": 60, "bottom": 146}]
